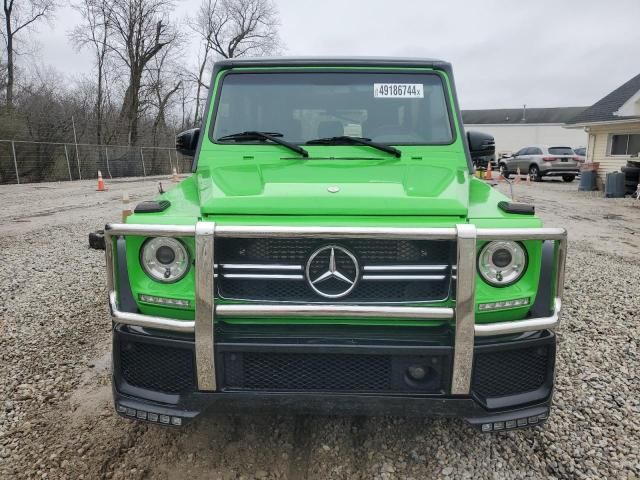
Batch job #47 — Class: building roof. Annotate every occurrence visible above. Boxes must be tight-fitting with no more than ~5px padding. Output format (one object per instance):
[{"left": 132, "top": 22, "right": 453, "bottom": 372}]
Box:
[
  {"left": 462, "top": 107, "right": 587, "bottom": 125},
  {"left": 566, "top": 73, "right": 640, "bottom": 125}
]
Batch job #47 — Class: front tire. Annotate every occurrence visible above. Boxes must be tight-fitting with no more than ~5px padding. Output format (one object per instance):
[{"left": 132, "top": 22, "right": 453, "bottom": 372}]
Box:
[
  {"left": 529, "top": 164, "right": 542, "bottom": 182},
  {"left": 562, "top": 175, "right": 575, "bottom": 183}
]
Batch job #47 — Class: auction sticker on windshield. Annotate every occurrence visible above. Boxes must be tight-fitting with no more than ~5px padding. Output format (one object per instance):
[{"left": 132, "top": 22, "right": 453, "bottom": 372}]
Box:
[{"left": 374, "top": 83, "right": 424, "bottom": 98}]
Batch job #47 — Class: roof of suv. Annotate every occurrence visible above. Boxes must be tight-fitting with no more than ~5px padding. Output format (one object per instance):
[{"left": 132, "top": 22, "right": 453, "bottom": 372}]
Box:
[
  {"left": 213, "top": 56, "right": 451, "bottom": 70},
  {"left": 522, "top": 145, "right": 573, "bottom": 149},
  {"left": 517, "top": 146, "right": 575, "bottom": 153}
]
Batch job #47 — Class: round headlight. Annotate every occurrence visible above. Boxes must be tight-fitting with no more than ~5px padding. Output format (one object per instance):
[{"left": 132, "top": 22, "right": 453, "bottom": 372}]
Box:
[
  {"left": 478, "top": 241, "right": 527, "bottom": 286},
  {"left": 140, "top": 237, "right": 190, "bottom": 282}
]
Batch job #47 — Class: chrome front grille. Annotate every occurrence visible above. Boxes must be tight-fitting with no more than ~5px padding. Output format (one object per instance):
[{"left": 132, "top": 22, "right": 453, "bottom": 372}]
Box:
[
  {"left": 220, "top": 264, "right": 304, "bottom": 280},
  {"left": 215, "top": 238, "right": 455, "bottom": 303},
  {"left": 362, "top": 264, "right": 448, "bottom": 281}
]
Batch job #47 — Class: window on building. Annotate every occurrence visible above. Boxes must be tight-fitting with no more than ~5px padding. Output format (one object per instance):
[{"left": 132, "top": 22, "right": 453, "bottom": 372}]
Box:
[
  {"left": 631, "top": 135, "right": 640, "bottom": 155},
  {"left": 610, "top": 134, "right": 640, "bottom": 155}
]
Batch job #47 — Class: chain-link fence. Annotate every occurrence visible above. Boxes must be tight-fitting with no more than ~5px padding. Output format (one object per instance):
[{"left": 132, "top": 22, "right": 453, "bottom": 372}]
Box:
[{"left": 0, "top": 140, "right": 193, "bottom": 184}]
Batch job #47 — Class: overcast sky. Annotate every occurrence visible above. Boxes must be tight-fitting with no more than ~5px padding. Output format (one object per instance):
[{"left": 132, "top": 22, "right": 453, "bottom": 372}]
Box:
[{"left": 35, "top": 0, "right": 640, "bottom": 110}]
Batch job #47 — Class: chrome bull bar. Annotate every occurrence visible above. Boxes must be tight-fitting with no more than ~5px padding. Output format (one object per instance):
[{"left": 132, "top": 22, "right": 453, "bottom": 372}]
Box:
[{"left": 104, "top": 223, "right": 567, "bottom": 395}]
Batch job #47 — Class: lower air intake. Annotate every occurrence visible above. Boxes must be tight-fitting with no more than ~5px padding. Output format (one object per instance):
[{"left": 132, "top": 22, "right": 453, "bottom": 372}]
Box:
[
  {"left": 472, "top": 345, "right": 551, "bottom": 398},
  {"left": 224, "top": 352, "right": 391, "bottom": 391},
  {"left": 222, "top": 351, "right": 448, "bottom": 393},
  {"left": 119, "top": 340, "right": 195, "bottom": 394}
]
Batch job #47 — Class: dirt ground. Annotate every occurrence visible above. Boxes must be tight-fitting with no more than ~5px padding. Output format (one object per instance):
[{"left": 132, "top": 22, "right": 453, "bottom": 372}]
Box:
[{"left": 0, "top": 176, "right": 639, "bottom": 480}]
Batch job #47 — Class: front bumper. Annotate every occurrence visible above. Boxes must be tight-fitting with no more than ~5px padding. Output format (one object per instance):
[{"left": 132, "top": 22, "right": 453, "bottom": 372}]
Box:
[
  {"left": 104, "top": 223, "right": 567, "bottom": 431},
  {"left": 113, "top": 324, "right": 555, "bottom": 431}
]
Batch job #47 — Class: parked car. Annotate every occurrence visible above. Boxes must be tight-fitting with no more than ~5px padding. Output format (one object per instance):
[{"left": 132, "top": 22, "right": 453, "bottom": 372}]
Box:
[
  {"left": 101, "top": 57, "right": 567, "bottom": 433},
  {"left": 573, "top": 147, "right": 586, "bottom": 163},
  {"left": 499, "top": 145, "right": 581, "bottom": 182}
]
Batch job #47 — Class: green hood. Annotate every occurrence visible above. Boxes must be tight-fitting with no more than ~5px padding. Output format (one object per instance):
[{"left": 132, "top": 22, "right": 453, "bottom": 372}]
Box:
[{"left": 197, "top": 155, "right": 469, "bottom": 216}]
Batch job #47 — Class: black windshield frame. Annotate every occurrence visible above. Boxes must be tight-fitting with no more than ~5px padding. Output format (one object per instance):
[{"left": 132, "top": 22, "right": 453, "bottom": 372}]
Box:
[{"left": 208, "top": 69, "right": 458, "bottom": 148}]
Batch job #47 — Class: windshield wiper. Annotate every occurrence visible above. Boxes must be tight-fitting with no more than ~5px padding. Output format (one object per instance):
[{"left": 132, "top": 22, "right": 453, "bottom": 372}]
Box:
[
  {"left": 217, "top": 131, "right": 308, "bottom": 157},
  {"left": 305, "top": 136, "right": 401, "bottom": 158}
]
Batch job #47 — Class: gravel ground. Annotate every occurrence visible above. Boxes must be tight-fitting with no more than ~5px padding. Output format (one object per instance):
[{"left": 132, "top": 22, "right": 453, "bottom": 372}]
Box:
[{"left": 0, "top": 177, "right": 639, "bottom": 479}]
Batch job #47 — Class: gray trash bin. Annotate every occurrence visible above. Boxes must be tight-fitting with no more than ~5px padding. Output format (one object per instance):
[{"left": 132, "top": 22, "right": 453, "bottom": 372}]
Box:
[
  {"left": 605, "top": 172, "right": 625, "bottom": 198},
  {"left": 578, "top": 170, "right": 597, "bottom": 191}
]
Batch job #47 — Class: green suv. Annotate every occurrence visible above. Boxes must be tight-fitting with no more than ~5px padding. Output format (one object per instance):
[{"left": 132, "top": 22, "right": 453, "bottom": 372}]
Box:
[{"left": 104, "top": 57, "right": 566, "bottom": 432}]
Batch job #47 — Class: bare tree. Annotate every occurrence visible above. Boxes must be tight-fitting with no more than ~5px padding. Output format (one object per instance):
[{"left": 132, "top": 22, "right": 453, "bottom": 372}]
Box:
[
  {"left": 208, "top": 0, "right": 280, "bottom": 58},
  {"left": 176, "top": 81, "right": 193, "bottom": 130},
  {"left": 1, "top": 0, "right": 56, "bottom": 109},
  {"left": 188, "top": 0, "right": 216, "bottom": 125},
  {"left": 106, "top": 0, "right": 176, "bottom": 145},
  {"left": 188, "top": 0, "right": 280, "bottom": 124},
  {"left": 70, "top": 0, "right": 113, "bottom": 145},
  {"left": 12, "top": 66, "right": 79, "bottom": 181},
  {"left": 146, "top": 47, "right": 182, "bottom": 147},
  {"left": 0, "top": 60, "right": 7, "bottom": 95}
]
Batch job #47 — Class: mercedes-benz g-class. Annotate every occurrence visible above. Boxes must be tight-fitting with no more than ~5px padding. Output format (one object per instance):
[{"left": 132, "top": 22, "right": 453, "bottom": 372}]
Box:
[{"left": 104, "top": 57, "right": 566, "bottom": 432}]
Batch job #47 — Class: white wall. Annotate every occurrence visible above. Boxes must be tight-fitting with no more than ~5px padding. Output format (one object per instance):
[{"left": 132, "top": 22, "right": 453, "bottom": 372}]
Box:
[
  {"left": 587, "top": 122, "right": 640, "bottom": 178},
  {"left": 464, "top": 123, "right": 587, "bottom": 153}
]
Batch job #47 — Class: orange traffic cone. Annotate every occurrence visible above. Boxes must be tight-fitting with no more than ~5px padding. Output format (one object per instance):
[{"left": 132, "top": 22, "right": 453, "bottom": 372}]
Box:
[
  {"left": 97, "top": 170, "right": 106, "bottom": 191},
  {"left": 171, "top": 167, "right": 179, "bottom": 183},
  {"left": 526, "top": 173, "right": 532, "bottom": 186},
  {"left": 515, "top": 168, "right": 522, "bottom": 184},
  {"left": 497, "top": 171, "right": 504, "bottom": 182},
  {"left": 485, "top": 163, "right": 493, "bottom": 181}
]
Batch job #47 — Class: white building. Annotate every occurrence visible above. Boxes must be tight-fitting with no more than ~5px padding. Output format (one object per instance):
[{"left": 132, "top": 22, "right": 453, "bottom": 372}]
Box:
[
  {"left": 565, "top": 73, "right": 640, "bottom": 181},
  {"left": 463, "top": 107, "right": 587, "bottom": 154}
]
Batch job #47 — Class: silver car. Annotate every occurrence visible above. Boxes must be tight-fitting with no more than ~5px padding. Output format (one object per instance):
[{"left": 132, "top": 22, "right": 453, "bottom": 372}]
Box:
[
  {"left": 499, "top": 145, "right": 581, "bottom": 182},
  {"left": 573, "top": 147, "right": 586, "bottom": 163}
]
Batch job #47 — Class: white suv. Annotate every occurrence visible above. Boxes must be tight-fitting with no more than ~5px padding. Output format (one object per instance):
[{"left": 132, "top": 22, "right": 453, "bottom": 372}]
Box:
[{"left": 499, "top": 145, "right": 581, "bottom": 182}]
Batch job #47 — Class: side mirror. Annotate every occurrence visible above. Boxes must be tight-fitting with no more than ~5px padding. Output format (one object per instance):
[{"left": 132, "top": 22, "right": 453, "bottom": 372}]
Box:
[
  {"left": 176, "top": 128, "right": 200, "bottom": 157},
  {"left": 467, "top": 130, "right": 495, "bottom": 158}
]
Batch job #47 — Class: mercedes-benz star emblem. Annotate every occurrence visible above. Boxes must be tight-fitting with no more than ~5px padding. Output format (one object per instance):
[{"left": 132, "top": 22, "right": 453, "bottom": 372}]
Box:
[{"left": 305, "top": 246, "right": 359, "bottom": 298}]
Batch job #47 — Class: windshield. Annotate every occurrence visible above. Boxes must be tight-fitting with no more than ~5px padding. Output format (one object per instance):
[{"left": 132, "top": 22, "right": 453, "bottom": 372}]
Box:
[
  {"left": 211, "top": 72, "right": 454, "bottom": 145},
  {"left": 548, "top": 147, "right": 575, "bottom": 155}
]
